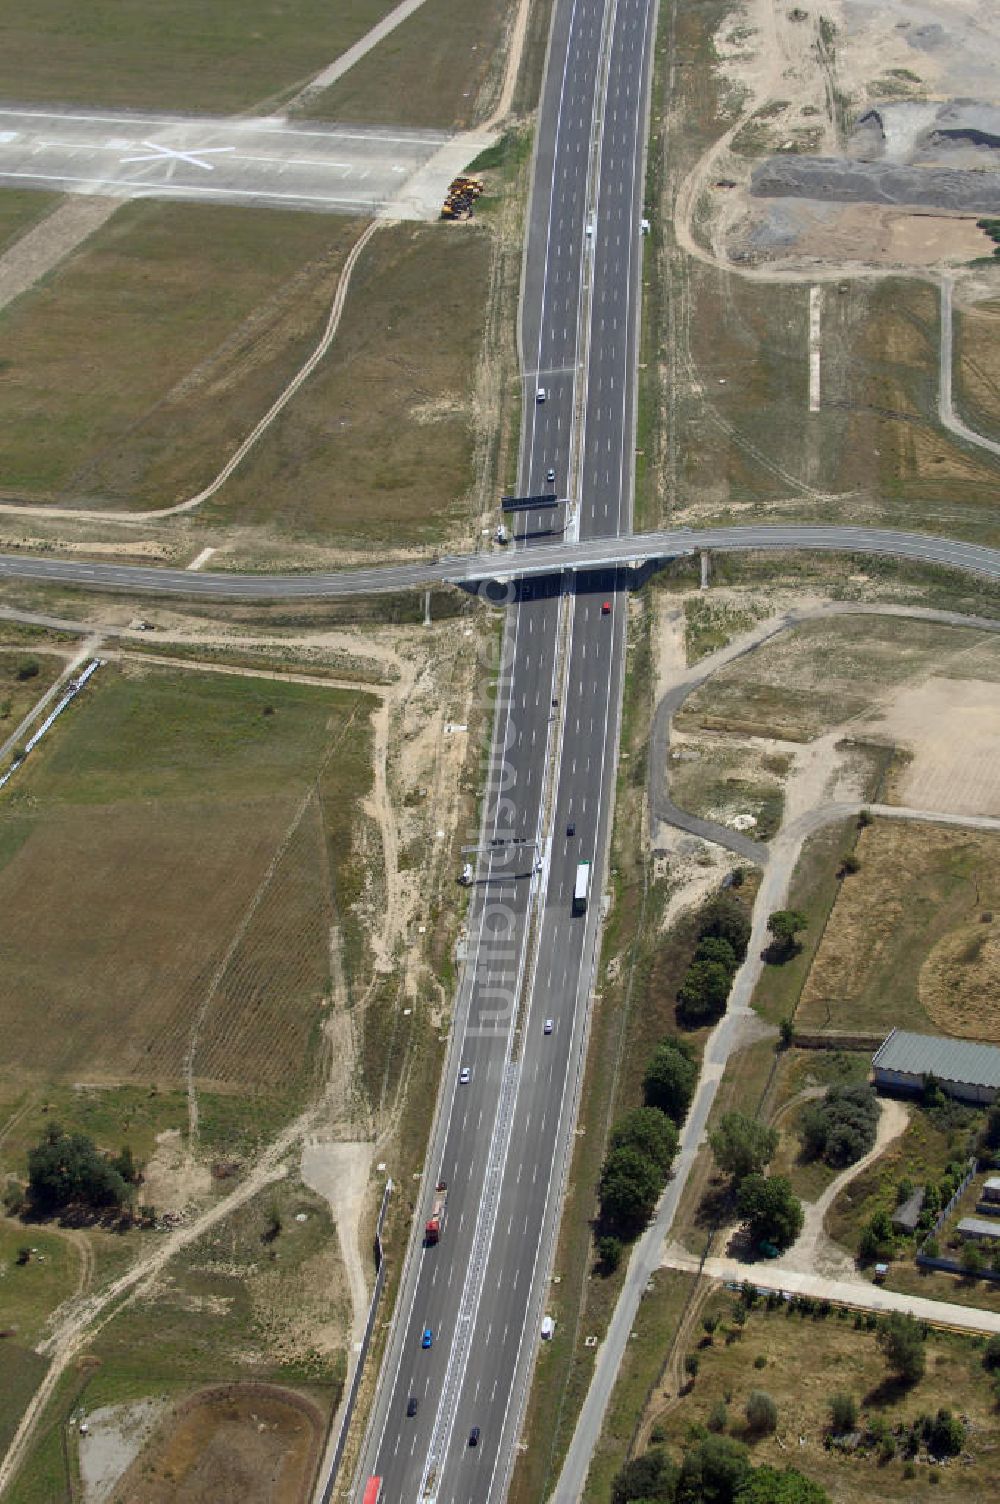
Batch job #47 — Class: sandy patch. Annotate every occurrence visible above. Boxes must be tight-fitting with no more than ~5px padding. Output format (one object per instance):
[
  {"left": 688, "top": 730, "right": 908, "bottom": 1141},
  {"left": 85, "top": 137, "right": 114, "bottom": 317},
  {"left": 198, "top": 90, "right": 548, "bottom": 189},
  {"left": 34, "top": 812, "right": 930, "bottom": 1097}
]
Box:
[
  {"left": 142, "top": 1129, "right": 212, "bottom": 1218},
  {"left": 0, "top": 197, "right": 117, "bottom": 315},
  {"left": 920, "top": 920, "right": 1000, "bottom": 1039},
  {"left": 300, "top": 1139, "right": 374, "bottom": 1346},
  {"left": 868, "top": 675, "right": 1000, "bottom": 816},
  {"left": 79, "top": 1398, "right": 167, "bottom": 1504}
]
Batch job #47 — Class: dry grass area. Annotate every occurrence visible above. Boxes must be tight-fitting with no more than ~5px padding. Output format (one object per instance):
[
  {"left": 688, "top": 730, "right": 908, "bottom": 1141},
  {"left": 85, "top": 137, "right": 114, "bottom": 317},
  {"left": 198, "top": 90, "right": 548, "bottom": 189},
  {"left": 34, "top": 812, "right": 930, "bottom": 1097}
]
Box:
[
  {"left": 796, "top": 819, "right": 1000, "bottom": 1040},
  {"left": 0, "top": 0, "right": 399, "bottom": 114},
  {"left": 955, "top": 291, "right": 1000, "bottom": 447},
  {"left": 644, "top": 1289, "right": 1000, "bottom": 1504},
  {"left": 678, "top": 612, "right": 1000, "bottom": 741},
  {"left": 109, "top": 1385, "right": 323, "bottom": 1504},
  {"left": 0, "top": 202, "right": 365, "bottom": 509},
  {"left": 0, "top": 662, "right": 375, "bottom": 1097},
  {"left": 299, "top": 0, "right": 515, "bottom": 129},
  {"left": 206, "top": 223, "right": 493, "bottom": 548}
]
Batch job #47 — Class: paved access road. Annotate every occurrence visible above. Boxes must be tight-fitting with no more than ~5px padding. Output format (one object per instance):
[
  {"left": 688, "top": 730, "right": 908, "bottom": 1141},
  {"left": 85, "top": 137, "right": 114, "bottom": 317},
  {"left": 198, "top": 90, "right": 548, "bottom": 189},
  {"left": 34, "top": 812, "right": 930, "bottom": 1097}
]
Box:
[
  {"left": 0, "top": 107, "right": 449, "bottom": 214},
  {"left": 1, "top": 524, "right": 1000, "bottom": 600}
]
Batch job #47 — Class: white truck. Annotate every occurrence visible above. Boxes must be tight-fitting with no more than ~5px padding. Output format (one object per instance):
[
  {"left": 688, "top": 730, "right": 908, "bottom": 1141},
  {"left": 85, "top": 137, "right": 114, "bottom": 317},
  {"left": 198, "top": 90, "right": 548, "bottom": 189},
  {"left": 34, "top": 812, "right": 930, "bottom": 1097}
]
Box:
[{"left": 572, "top": 860, "right": 591, "bottom": 915}]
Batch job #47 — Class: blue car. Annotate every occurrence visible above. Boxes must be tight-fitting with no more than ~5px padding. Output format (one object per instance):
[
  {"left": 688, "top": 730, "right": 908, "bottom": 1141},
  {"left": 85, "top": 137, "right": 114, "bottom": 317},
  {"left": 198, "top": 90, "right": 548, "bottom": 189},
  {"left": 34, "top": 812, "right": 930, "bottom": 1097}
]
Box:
[{"left": 421, "top": 1327, "right": 434, "bottom": 1349}]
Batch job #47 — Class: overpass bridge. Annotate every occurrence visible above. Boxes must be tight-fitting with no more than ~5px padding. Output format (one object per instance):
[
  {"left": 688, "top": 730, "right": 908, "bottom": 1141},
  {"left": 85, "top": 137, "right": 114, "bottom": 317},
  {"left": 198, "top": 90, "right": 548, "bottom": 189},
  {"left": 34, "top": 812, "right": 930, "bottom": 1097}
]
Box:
[{"left": 0, "top": 524, "right": 998, "bottom": 600}]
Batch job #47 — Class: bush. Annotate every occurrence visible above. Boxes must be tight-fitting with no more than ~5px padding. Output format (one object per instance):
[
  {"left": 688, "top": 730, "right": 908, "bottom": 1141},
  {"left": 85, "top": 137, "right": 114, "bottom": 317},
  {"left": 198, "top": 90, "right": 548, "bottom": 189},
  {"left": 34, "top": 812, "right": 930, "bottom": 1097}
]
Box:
[
  {"left": 676, "top": 1434, "right": 750, "bottom": 1503},
  {"left": 644, "top": 1039, "right": 697, "bottom": 1122},
  {"left": 983, "top": 1334, "right": 1000, "bottom": 1371},
  {"left": 685, "top": 1353, "right": 700, "bottom": 1381},
  {"left": 708, "top": 1400, "right": 728, "bottom": 1433},
  {"left": 828, "top": 1392, "right": 857, "bottom": 1434},
  {"left": 858, "top": 1209, "right": 894, "bottom": 1264},
  {"left": 745, "top": 1390, "right": 778, "bottom": 1435},
  {"left": 693, "top": 934, "right": 738, "bottom": 972},
  {"left": 699, "top": 893, "right": 752, "bottom": 960},
  {"left": 702, "top": 1314, "right": 719, "bottom": 1338},
  {"left": 15, "top": 658, "right": 40, "bottom": 681},
  {"left": 961, "top": 1240, "right": 984, "bottom": 1275}
]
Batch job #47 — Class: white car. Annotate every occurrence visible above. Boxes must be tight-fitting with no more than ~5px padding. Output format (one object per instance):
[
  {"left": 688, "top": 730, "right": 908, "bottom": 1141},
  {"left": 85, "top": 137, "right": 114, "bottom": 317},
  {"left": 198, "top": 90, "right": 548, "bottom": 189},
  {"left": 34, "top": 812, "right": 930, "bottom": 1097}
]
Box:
[
  {"left": 459, "top": 1066, "right": 471, "bottom": 1084},
  {"left": 544, "top": 1019, "right": 554, "bottom": 1035},
  {"left": 545, "top": 468, "right": 556, "bottom": 482},
  {"left": 535, "top": 386, "right": 547, "bottom": 402}
]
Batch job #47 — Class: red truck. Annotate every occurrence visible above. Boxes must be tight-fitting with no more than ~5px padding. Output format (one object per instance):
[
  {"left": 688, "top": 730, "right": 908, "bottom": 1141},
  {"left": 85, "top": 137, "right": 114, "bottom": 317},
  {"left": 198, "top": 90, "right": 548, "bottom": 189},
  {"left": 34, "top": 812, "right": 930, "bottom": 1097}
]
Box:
[{"left": 425, "top": 1180, "right": 449, "bottom": 1245}]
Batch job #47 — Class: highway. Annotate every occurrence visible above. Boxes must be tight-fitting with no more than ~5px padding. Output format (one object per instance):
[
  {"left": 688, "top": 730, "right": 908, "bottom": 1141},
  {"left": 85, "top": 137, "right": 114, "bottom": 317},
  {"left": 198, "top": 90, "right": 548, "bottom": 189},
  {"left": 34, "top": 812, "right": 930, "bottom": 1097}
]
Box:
[
  {"left": 355, "top": 0, "right": 655, "bottom": 1498},
  {"left": 2, "top": 524, "right": 1000, "bottom": 600}
]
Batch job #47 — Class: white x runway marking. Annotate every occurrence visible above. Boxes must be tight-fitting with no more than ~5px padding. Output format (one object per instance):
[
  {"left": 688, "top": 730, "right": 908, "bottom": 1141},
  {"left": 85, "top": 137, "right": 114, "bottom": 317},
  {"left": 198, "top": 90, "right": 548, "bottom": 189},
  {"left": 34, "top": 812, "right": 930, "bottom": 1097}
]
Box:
[{"left": 119, "top": 141, "right": 236, "bottom": 170}]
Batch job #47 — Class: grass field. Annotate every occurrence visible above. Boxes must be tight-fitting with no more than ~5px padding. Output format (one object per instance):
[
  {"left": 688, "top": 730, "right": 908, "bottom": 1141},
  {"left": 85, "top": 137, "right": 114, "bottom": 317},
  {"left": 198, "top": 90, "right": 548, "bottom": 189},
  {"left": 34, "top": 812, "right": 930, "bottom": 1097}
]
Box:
[
  {"left": 0, "top": 0, "right": 400, "bottom": 114},
  {"left": 207, "top": 223, "right": 493, "bottom": 547},
  {"left": 642, "top": 1290, "right": 1000, "bottom": 1503},
  {"left": 677, "top": 613, "right": 1000, "bottom": 742},
  {"left": 0, "top": 192, "right": 61, "bottom": 257},
  {"left": 0, "top": 648, "right": 67, "bottom": 740},
  {"left": 0, "top": 662, "right": 375, "bottom": 1099},
  {"left": 0, "top": 202, "right": 365, "bottom": 509},
  {"left": 299, "top": 0, "right": 515, "bottom": 130},
  {"left": 795, "top": 819, "right": 1000, "bottom": 1039}
]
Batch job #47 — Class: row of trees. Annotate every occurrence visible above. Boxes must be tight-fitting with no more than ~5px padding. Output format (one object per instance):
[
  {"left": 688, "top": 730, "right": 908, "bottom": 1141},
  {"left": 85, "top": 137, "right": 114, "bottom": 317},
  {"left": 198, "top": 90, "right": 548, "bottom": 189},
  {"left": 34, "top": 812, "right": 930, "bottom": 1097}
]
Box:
[{"left": 611, "top": 1437, "right": 829, "bottom": 1504}]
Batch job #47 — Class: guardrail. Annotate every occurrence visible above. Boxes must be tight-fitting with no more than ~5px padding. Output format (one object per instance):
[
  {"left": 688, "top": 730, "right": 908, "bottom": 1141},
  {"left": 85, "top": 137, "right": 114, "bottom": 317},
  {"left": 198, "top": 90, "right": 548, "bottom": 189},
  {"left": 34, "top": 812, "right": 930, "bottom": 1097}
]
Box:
[{"left": 319, "top": 1177, "right": 392, "bottom": 1504}]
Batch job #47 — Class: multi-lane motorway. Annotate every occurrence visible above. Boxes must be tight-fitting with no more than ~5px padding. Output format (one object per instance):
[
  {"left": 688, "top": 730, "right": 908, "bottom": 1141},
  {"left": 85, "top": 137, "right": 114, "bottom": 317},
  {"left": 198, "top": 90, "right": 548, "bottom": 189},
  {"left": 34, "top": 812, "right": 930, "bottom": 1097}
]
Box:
[{"left": 355, "top": 0, "right": 655, "bottom": 1499}]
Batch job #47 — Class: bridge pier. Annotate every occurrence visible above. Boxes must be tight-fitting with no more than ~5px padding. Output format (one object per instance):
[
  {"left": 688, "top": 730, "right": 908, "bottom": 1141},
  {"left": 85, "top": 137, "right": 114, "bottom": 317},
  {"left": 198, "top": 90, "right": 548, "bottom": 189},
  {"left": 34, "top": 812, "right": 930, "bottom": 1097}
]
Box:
[{"left": 700, "top": 550, "right": 711, "bottom": 589}]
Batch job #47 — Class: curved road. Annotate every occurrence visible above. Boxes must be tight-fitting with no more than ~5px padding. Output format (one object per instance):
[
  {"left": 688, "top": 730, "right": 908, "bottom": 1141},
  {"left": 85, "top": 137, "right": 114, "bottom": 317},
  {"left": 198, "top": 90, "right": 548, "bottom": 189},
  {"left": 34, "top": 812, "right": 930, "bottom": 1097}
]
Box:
[{"left": 1, "top": 523, "right": 1000, "bottom": 599}]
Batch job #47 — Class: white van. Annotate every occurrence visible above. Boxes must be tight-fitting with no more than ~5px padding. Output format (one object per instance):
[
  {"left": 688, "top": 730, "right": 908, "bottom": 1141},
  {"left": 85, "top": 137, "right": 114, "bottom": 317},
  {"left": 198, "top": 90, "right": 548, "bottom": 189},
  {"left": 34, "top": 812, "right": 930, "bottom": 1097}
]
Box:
[{"left": 540, "top": 1315, "right": 555, "bottom": 1340}]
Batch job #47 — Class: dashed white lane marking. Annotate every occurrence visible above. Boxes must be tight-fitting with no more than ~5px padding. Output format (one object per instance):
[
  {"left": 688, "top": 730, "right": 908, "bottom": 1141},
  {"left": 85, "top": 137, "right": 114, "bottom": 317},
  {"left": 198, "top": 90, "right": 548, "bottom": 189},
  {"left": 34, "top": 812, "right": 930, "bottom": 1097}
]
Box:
[{"left": 809, "top": 284, "right": 821, "bottom": 412}]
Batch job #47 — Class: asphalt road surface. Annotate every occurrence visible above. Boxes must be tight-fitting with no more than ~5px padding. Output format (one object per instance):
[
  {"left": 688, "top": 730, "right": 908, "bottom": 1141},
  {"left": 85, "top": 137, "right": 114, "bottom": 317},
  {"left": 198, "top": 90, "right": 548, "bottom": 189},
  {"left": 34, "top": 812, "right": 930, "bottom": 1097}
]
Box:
[
  {"left": 1, "top": 525, "right": 999, "bottom": 601},
  {"left": 0, "top": 107, "right": 450, "bottom": 214},
  {"left": 355, "top": 0, "right": 655, "bottom": 1499}
]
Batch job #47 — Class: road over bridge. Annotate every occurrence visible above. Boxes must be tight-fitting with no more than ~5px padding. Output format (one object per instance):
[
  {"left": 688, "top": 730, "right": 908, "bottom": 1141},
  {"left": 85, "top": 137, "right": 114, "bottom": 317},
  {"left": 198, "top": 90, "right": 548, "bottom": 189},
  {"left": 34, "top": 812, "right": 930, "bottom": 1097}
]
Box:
[{"left": 0, "top": 524, "right": 998, "bottom": 601}]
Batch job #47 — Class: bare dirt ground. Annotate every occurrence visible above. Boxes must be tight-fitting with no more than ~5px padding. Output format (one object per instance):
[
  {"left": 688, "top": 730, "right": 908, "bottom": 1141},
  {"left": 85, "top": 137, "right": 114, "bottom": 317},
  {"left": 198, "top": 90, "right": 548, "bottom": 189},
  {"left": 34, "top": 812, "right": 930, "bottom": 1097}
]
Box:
[
  {"left": 79, "top": 1398, "right": 166, "bottom": 1504},
  {"left": 676, "top": 0, "right": 1000, "bottom": 279},
  {"left": 869, "top": 675, "right": 1000, "bottom": 816}
]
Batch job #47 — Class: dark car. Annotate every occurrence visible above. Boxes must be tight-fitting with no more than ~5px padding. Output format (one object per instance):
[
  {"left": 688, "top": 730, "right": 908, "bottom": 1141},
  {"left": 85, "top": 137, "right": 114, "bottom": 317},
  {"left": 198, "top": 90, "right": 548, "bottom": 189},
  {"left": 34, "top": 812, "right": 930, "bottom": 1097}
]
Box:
[
  {"left": 407, "top": 1396, "right": 419, "bottom": 1417},
  {"left": 566, "top": 822, "right": 575, "bottom": 837},
  {"left": 469, "top": 1426, "right": 481, "bottom": 1447}
]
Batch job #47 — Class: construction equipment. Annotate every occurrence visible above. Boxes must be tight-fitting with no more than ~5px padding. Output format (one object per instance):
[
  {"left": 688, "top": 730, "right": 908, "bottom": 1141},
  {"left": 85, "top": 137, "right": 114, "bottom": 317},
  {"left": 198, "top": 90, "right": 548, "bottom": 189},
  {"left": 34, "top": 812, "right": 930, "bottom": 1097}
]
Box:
[{"left": 441, "top": 174, "right": 485, "bottom": 221}]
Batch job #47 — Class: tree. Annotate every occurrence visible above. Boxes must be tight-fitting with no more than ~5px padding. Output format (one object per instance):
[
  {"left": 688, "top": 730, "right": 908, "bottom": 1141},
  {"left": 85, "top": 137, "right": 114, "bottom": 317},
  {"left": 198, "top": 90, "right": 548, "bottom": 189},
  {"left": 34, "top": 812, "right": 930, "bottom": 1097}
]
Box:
[
  {"left": 857, "top": 1209, "right": 894, "bottom": 1264},
  {"left": 16, "top": 658, "right": 39, "bottom": 681},
  {"left": 828, "top": 1392, "right": 857, "bottom": 1434},
  {"left": 709, "top": 1113, "right": 778, "bottom": 1184},
  {"left": 778, "top": 1018, "right": 794, "bottom": 1049},
  {"left": 597, "top": 1235, "right": 623, "bottom": 1273},
  {"left": 693, "top": 935, "right": 738, "bottom": 973},
  {"left": 800, "top": 1084, "right": 878, "bottom": 1168},
  {"left": 961, "top": 1239, "right": 984, "bottom": 1275},
  {"left": 928, "top": 1408, "right": 964, "bottom": 1458},
  {"left": 699, "top": 894, "right": 752, "bottom": 961},
  {"left": 983, "top": 1334, "right": 1000, "bottom": 1371},
  {"left": 984, "top": 1103, "right": 1000, "bottom": 1150},
  {"left": 745, "top": 1390, "right": 777, "bottom": 1435},
  {"left": 708, "top": 1400, "right": 728, "bottom": 1433},
  {"left": 644, "top": 1040, "right": 697, "bottom": 1122},
  {"left": 675, "top": 1434, "right": 751, "bottom": 1504},
  {"left": 876, "top": 1312, "right": 926, "bottom": 1386},
  {"left": 599, "top": 1147, "right": 662, "bottom": 1237},
  {"left": 685, "top": 1353, "right": 700, "bottom": 1382},
  {"left": 735, "top": 1466, "right": 831, "bottom": 1504},
  {"left": 611, "top": 1107, "right": 679, "bottom": 1175},
  {"left": 27, "top": 1124, "right": 128, "bottom": 1214},
  {"left": 765, "top": 910, "right": 808, "bottom": 962},
  {"left": 736, "top": 1175, "right": 803, "bottom": 1252},
  {"left": 610, "top": 1447, "right": 677, "bottom": 1504},
  {"left": 677, "top": 959, "right": 732, "bottom": 1026}
]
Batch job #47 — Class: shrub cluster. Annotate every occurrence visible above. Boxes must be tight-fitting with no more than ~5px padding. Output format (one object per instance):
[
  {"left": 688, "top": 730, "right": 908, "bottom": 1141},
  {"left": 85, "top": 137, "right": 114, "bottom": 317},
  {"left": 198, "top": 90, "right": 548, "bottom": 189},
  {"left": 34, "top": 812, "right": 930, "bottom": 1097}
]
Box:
[
  {"left": 977, "top": 217, "right": 1000, "bottom": 256},
  {"left": 611, "top": 1437, "right": 829, "bottom": 1503},
  {"left": 25, "top": 1124, "right": 139, "bottom": 1216},
  {"left": 800, "top": 1083, "right": 879, "bottom": 1168}
]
